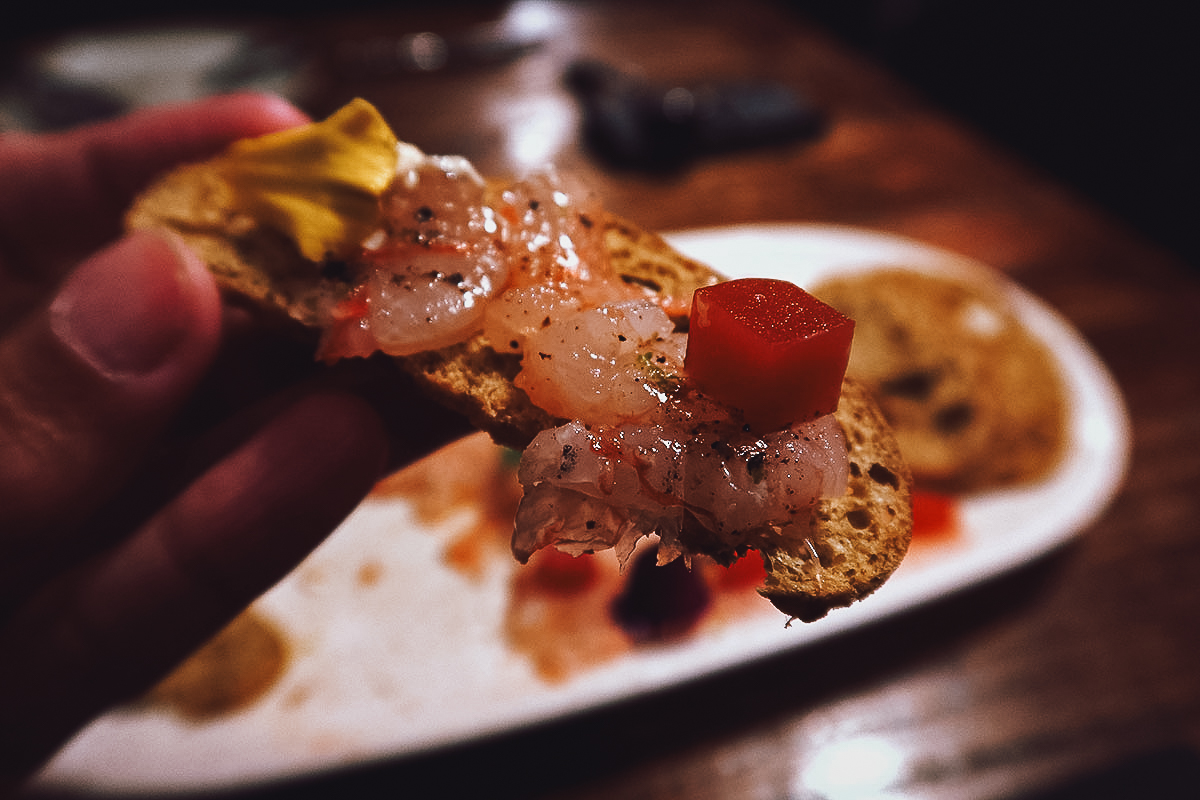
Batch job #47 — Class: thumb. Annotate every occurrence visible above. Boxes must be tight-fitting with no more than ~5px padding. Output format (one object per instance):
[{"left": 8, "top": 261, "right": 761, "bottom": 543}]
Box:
[{"left": 0, "top": 230, "right": 221, "bottom": 565}]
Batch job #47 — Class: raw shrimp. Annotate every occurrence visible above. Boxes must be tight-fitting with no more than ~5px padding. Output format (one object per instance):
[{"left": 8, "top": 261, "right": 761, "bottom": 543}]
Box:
[
  {"left": 515, "top": 299, "right": 688, "bottom": 425},
  {"left": 319, "top": 153, "right": 633, "bottom": 360},
  {"left": 480, "top": 170, "right": 647, "bottom": 355},
  {"left": 512, "top": 398, "right": 849, "bottom": 567},
  {"left": 319, "top": 146, "right": 509, "bottom": 358},
  {"left": 492, "top": 170, "right": 611, "bottom": 290}
]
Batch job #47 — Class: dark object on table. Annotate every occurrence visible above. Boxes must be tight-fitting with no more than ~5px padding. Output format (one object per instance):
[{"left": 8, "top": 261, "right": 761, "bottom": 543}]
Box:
[{"left": 566, "top": 60, "right": 824, "bottom": 173}]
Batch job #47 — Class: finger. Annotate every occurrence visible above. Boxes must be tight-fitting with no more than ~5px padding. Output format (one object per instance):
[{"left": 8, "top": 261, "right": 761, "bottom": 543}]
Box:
[
  {"left": 0, "top": 230, "right": 221, "bottom": 581},
  {"left": 0, "top": 390, "right": 388, "bottom": 782},
  {"left": 0, "top": 92, "right": 309, "bottom": 277}
]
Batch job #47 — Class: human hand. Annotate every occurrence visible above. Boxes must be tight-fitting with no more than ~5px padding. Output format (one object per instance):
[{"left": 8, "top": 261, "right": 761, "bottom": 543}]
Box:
[{"left": 0, "top": 94, "right": 468, "bottom": 786}]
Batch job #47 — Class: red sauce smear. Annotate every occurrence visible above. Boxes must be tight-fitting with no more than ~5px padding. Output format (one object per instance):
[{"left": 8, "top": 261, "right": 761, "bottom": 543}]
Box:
[
  {"left": 709, "top": 550, "right": 769, "bottom": 590},
  {"left": 911, "top": 490, "right": 960, "bottom": 543}
]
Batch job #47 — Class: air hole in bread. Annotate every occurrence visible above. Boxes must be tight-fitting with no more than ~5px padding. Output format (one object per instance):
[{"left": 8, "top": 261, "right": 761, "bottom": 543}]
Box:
[
  {"left": 867, "top": 463, "right": 900, "bottom": 489},
  {"left": 846, "top": 508, "right": 872, "bottom": 530}
]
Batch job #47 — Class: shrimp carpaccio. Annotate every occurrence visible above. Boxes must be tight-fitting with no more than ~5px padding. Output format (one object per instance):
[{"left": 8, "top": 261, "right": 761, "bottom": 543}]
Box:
[
  {"left": 513, "top": 402, "right": 848, "bottom": 569},
  {"left": 319, "top": 144, "right": 850, "bottom": 566},
  {"left": 319, "top": 147, "right": 625, "bottom": 360}
]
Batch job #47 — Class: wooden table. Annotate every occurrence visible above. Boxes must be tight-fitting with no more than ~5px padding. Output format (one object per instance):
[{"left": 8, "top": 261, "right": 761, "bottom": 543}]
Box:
[{"left": 26, "top": 0, "right": 1200, "bottom": 797}]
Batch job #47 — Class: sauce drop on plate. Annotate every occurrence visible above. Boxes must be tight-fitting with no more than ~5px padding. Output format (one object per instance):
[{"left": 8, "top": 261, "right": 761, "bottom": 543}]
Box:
[
  {"left": 611, "top": 547, "right": 712, "bottom": 643},
  {"left": 146, "top": 610, "right": 289, "bottom": 719},
  {"left": 911, "top": 490, "right": 960, "bottom": 543}
]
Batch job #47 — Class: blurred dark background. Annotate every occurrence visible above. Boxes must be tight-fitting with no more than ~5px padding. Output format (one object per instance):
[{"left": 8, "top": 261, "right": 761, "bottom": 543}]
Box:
[
  {"left": 3, "top": 0, "right": 1196, "bottom": 266},
  {"left": 791, "top": 0, "right": 1197, "bottom": 269}
]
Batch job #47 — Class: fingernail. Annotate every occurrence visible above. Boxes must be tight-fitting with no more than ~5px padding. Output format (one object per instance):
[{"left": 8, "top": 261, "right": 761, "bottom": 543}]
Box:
[{"left": 51, "top": 231, "right": 213, "bottom": 377}]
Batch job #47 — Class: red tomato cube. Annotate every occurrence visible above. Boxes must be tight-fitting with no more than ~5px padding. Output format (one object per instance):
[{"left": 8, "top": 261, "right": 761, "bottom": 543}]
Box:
[{"left": 685, "top": 278, "right": 854, "bottom": 430}]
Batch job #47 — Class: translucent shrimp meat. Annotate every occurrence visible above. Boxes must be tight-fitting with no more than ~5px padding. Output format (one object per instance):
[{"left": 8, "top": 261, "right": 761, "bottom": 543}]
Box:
[
  {"left": 319, "top": 147, "right": 509, "bottom": 358},
  {"left": 514, "top": 299, "right": 688, "bottom": 425},
  {"left": 512, "top": 409, "right": 850, "bottom": 567}
]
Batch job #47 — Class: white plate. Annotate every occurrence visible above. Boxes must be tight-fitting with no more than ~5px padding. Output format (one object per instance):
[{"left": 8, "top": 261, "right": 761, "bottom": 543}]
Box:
[{"left": 36, "top": 224, "right": 1130, "bottom": 794}]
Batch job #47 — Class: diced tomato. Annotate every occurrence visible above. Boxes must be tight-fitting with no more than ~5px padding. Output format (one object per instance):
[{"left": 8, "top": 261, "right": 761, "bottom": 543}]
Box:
[{"left": 684, "top": 278, "right": 855, "bottom": 430}]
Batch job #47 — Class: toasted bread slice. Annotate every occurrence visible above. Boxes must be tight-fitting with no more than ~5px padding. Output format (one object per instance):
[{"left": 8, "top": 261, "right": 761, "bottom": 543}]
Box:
[
  {"left": 760, "top": 379, "right": 912, "bottom": 621},
  {"left": 126, "top": 109, "right": 910, "bottom": 620}
]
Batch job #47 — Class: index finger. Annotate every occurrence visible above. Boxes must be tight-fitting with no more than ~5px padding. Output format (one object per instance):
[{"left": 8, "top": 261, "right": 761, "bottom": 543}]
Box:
[{"left": 0, "top": 92, "right": 310, "bottom": 275}]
